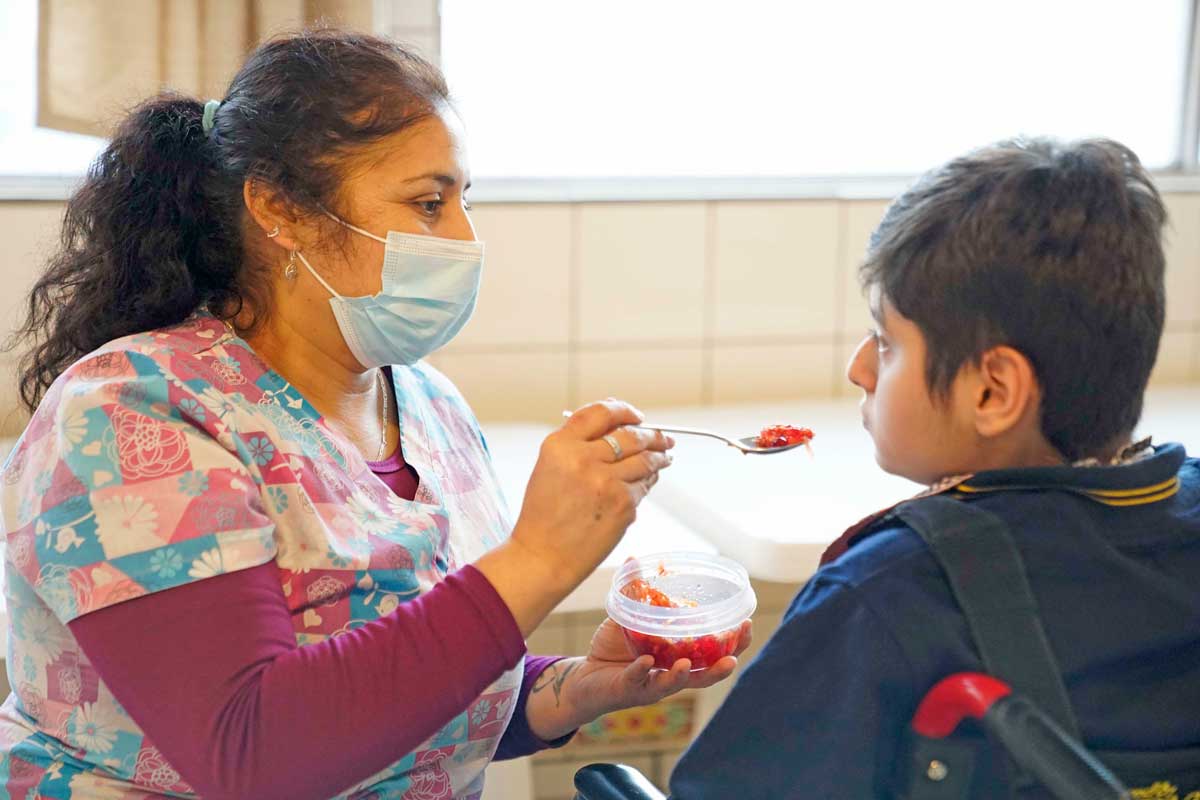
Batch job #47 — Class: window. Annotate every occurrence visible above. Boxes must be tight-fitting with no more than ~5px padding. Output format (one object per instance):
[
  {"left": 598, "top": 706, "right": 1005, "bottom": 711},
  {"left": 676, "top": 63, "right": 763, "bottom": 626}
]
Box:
[
  {"left": 441, "top": 0, "right": 1194, "bottom": 179},
  {"left": 0, "top": 2, "right": 107, "bottom": 177}
]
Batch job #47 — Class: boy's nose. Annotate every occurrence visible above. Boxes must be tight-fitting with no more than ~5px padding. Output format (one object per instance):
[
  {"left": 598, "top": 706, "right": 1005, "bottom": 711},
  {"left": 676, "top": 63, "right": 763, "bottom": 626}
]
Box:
[{"left": 846, "top": 335, "right": 877, "bottom": 392}]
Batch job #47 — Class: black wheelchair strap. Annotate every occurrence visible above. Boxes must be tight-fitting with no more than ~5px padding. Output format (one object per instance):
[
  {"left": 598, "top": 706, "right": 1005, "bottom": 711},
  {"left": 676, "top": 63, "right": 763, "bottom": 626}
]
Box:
[{"left": 894, "top": 495, "right": 1082, "bottom": 741}]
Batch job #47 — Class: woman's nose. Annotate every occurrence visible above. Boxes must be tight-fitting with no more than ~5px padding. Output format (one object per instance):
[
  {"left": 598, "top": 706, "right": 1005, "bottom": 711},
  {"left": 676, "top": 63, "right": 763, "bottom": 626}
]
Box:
[
  {"left": 846, "top": 335, "right": 877, "bottom": 393},
  {"left": 445, "top": 203, "right": 477, "bottom": 242}
]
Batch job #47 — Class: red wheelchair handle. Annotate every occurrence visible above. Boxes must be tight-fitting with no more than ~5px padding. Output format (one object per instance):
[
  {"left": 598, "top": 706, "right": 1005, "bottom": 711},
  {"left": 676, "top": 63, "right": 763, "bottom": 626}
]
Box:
[{"left": 911, "top": 672, "right": 1012, "bottom": 738}]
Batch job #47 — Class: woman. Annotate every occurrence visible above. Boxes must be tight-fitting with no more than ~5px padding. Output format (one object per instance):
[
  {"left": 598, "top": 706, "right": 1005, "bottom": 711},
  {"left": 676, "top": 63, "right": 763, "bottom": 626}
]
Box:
[{"left": 0, "top": 30, "right": 748, "bottom": 799}]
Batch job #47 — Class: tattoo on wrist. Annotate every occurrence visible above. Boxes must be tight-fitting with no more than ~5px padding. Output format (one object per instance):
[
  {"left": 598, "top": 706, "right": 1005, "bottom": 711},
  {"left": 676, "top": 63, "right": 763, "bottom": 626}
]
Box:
[{"left": 530, "top": 660, "right": 579, "bottom": 708}]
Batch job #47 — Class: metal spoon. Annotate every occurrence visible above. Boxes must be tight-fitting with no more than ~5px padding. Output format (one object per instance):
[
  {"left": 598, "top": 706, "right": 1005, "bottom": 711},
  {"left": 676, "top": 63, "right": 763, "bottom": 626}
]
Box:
[{"left": 561, "top": 412, "right": 811, "bottom": 455}]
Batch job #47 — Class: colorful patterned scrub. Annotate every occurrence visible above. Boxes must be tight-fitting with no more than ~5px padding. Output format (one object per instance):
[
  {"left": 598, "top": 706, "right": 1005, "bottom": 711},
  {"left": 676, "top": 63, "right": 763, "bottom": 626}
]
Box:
[{"left": 0, "top": 313, "right": 522, "bottom": 798}]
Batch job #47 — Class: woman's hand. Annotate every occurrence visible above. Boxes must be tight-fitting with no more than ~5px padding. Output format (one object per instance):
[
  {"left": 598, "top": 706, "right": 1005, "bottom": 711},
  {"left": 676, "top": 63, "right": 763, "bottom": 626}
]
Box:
[
  {"left": 525, "top": 618, "right": 754, "bottom": 742},
  {"left": 476, "top": 400, "right": 675, "bottom": 636}
]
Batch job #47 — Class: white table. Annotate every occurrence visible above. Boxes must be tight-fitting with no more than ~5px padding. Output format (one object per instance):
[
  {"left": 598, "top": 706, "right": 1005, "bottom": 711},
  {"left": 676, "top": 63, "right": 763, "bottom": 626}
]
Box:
[
  {"left": 640, "top": 385, "right": 1200, "bottom": 583},
  {"left": 4, "top": 384, "right": 1199, "bottom": 614}
]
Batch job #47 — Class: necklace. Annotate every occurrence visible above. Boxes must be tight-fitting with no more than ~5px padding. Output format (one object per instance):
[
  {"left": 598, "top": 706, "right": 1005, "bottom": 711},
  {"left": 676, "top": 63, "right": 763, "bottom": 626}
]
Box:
[
  {"left": 222, "top": 315, "right": 389, "bottom": 462},
  {"left": 375, "top": 368, "right": 390, "bottom": 462}
]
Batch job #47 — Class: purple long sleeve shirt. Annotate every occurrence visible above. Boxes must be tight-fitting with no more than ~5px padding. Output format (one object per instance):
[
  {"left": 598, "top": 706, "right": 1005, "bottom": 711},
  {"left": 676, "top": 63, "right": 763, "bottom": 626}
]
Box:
[{"left": 66, "top": 445, "right": 572, "bottom": 799}]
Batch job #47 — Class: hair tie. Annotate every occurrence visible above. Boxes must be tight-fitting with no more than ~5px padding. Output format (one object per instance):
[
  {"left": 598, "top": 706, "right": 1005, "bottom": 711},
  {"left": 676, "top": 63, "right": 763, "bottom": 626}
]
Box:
[{"left": 202, "top": 99, "right": 221, "bottom": 136}]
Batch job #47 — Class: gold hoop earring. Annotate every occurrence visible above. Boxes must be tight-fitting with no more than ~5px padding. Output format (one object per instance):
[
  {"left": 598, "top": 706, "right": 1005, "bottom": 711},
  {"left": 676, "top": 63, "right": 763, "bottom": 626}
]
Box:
[
  {"left": 284, "top": 249, "right": 298, "bottom": 280},
  {"left": 266, "top": 225, "right": 281, "bottom": 239}
]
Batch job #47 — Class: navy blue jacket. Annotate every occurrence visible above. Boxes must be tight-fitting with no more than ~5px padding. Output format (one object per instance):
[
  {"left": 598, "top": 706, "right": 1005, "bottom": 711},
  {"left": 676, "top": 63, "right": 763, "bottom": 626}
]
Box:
[{"left": 670, "top": 444, "right": 1200, "bottom": 799}]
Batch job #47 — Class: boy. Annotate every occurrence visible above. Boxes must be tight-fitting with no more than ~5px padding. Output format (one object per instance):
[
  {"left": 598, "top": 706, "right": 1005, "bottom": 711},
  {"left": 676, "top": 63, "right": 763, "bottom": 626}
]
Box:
[{"left": 669, "top": 138, "right": 1200, "bottom": 798}]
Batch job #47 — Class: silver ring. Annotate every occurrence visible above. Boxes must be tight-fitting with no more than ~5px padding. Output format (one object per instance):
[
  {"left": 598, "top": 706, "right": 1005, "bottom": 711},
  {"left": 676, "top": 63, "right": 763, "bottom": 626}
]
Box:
[{"left": 602, "top": 434, "right": 623, "bottom": 461}]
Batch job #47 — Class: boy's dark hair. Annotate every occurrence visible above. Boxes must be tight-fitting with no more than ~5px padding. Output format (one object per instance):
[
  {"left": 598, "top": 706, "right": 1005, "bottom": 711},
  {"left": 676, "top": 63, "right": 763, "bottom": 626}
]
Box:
[
  {"left": 10, "top": 29, "right": 449, "bottom": 413},
  {"left": 860, "top": 138, "right": 1167, "bottom": 462}
]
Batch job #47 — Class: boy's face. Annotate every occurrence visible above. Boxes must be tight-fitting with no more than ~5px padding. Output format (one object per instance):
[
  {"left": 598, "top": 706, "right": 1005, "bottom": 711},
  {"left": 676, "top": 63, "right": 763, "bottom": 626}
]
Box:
[{"left": 846, "top": 292, "right": 979, "bottom": 485}]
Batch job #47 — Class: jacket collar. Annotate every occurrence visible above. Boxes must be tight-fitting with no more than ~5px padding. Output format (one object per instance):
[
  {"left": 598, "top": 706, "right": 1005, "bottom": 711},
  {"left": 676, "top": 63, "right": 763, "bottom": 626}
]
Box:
[{"left": 818, "top": 442, "right": 1187, "bottom": 566}]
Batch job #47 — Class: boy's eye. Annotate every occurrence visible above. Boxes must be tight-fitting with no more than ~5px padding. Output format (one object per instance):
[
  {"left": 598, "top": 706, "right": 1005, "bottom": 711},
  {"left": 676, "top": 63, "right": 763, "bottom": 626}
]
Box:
[
  {"left": 868, "top": 328, "right": 890, "bottom": 354},
  {"left": 462, "top": 198, "right": 473, "bottom": 212}
]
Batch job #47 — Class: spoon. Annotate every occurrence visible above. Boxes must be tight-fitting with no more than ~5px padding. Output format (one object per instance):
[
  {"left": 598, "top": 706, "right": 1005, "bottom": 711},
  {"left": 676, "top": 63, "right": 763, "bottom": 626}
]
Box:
[{"left": 560, "top": 411, "right": 811, "bottom": 455}]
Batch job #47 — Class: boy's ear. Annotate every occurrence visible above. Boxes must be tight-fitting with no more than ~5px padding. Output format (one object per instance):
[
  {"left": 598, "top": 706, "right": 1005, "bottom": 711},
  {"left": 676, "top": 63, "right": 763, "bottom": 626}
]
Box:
[{"left": 971, "top": 345, "right": 1041, "bottom": 439}]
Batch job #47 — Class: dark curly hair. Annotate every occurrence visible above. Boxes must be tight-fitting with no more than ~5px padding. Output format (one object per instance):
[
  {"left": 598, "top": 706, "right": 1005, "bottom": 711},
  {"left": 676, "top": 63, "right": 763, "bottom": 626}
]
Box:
[
  {"left": 9, "top": 29, "right": 449, "bottom": 413},
  {"left": 860, "top": 138, "right": 1167, "bottom": 461}
]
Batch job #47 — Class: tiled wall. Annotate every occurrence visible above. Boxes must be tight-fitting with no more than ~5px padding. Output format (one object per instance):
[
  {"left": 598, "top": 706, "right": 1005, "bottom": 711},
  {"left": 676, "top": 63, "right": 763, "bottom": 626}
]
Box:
[
  {"left": 1, "top": 193, "right": 1198, "bottom": 436},
  {"left": 425, "top": 193, "right": 1200, "bottom": 424},
  {"left": 374, "top": 0, "right": 440, "bottom": 64}
]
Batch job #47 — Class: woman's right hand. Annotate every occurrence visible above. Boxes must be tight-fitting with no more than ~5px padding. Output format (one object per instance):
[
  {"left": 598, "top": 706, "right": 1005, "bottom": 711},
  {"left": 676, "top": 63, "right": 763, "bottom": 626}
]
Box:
[{"left": 475, "top": 400, "right": 675, "bottom": 636}]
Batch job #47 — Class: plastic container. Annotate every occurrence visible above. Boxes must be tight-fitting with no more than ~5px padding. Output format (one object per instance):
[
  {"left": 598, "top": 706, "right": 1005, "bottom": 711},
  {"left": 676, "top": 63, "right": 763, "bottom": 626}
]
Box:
[{"left": 606, "top": 551, "right": 757, "bottom": 670}]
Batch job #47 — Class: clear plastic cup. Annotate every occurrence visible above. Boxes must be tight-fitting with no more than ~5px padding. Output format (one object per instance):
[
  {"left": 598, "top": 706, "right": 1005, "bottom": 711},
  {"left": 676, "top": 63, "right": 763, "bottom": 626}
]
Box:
[{"left": 606, "top": 551, "right": 757, "bottom": 671}]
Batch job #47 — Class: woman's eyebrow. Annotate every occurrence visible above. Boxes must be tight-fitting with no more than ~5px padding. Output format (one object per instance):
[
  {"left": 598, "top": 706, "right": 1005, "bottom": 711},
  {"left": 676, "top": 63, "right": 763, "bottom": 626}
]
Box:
[{"left": 400, "top": 172, "right": 456, "bottom": 186}]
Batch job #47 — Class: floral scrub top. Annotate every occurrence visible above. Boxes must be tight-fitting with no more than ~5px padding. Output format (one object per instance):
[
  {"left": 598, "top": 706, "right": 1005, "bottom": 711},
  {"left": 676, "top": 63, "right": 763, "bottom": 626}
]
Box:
[{"left": 0, "top": 313, "right": 522, "bottom": 798}]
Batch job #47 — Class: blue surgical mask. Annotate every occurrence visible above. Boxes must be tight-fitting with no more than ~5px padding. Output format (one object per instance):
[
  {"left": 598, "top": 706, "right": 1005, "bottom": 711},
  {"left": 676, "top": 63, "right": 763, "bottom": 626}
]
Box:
[{"left": 296, "top": 217, "right": 484, "bottom": 368}]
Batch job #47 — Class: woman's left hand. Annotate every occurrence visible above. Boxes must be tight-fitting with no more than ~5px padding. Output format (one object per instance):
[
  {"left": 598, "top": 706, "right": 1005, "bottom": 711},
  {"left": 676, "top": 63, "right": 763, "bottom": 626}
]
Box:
[{"left": 525, "top": 618, "right": 753, "bottom": 742}]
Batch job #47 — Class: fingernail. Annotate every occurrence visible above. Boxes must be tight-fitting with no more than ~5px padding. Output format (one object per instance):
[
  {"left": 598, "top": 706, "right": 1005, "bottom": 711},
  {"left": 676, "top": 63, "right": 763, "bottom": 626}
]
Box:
[{"left": 666, "top": 435, "right": 676, "bottom": 448}]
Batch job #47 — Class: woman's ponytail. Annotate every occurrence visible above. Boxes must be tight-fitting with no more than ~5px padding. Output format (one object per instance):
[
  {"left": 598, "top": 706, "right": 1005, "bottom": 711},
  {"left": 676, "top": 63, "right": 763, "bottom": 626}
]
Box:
[{"left": 11, "top": 94, "right": 243, "bottom": 412}]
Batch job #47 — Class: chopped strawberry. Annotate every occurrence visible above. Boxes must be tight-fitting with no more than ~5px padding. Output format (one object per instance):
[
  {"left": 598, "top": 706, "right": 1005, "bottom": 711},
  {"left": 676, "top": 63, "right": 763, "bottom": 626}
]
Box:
[
  {"left": 621, "top": 627, "right": 740, "bottom": 670},
  {"left": 621, "top": 578, "right": 678, "bottom": 608},
  {"left": 755, "top": 425, "right": 814, "bottom": 449}
]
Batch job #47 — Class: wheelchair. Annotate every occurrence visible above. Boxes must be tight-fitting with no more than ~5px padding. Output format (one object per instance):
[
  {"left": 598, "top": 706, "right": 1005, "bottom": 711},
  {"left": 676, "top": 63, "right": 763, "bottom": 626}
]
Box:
[
  {"left": 571, "top": 671, "right": 1130, "bottom": 800},
  {"left": 573, "top": 496, "right": 1199, "bottom": 798}
]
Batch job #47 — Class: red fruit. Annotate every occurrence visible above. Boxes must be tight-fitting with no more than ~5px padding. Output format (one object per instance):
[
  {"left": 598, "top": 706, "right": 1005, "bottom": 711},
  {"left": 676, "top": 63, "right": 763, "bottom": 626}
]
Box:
[
  {"left": 621, "top": 578, "right": 678, "bottom": 608},
  {"left": 620, "top": 626, "right": 740, "bottom": 670},
  {"left": 755, "top": 425, "right": 814, "bottom": 449}
]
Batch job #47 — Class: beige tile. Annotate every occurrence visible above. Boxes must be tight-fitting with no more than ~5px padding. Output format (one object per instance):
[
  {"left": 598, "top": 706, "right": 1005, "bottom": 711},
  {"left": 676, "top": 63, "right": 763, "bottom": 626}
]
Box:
[
  {"left": 575, "top": 348, "right": 703, "bottom": 409},
  {"left": 1164, "top": 193, "right": 1200, "bottom": 329},
  {"left": 834, "top": 336, "right": 866, "bottom": 398},
  {"left": 447, "top": 204, "right": 571, "bottom": 350},
  {"left": 577, "top": 204, "right": 706, "bottom": 344},
  {"left": 1148, "top": 330, "right": 1197, "bottom": 386},
  {"left": 532, "top": 757, "right": 582, "bottom": 800},
  {"left": 380, "top": 0, "right": 438, "bottom": 30},
  {"left": 1194, "top": 328, "right": 1200, "bottom": 379},
  {"left": 535, "top": 755, "right": 656, "bottom": 800},
  {"left": 526, "top": 617, "right": 570, "bottom": 657},
  {"left": 839, "top": 200, "right": 892, "bottom": 336},
  {"left": 0, "top": 357, "right": 30, "bottom": 439},
  {"left": 391, "top": 27, "right": 440, "bottom": 65},
  {"left": 432, "top": 350, "right": 568, "bottom": 423},
  {"left": 656, "top": 748, "right": 687, "bottom": 791},
  {"left": 0, "top": 203, "right": 75, "bottom": 438},
  {"left": 712, "top": 201, "right": 839, "bottom": 338},
  {"left": 0, "top": 202, "right": 66, "bottom": 344},
  {"left": 563, "top": 610, "right": 610, "bottom": 654},
  {"left": 710, "top": 342, "right": 836, "bottom": 404},
  {"left": 749, "top": 578, "right": 803, "bottom": 614},
  {"left": 742, "top": 610, "right": 785, "bottom": 665}
]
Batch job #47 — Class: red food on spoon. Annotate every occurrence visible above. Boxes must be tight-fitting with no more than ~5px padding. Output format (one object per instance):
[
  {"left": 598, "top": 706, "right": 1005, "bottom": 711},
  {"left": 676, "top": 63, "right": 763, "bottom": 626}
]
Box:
[{"left": 755, "top": 425, "right": 814, "bottom": 449}]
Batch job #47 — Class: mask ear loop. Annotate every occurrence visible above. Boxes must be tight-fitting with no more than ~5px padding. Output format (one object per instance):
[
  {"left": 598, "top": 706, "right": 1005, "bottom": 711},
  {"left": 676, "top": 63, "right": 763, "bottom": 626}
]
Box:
[
  {"left": 322, "top": 209, "right": 388, "bottom": 244},
  {"left": 294, "top": 250, "right": 345, "bottom": 300}
]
